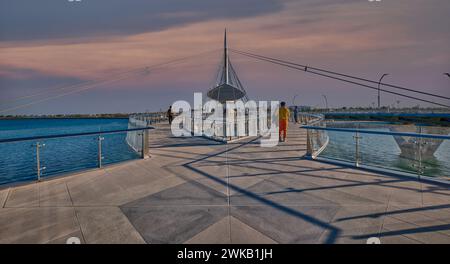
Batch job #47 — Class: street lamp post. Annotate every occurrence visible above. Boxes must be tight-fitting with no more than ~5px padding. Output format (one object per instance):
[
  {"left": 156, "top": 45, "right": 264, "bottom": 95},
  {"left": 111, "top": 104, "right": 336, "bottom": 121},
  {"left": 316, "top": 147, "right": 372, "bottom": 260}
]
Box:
[
  {"left": 322, "top": 94, "right": 328, "bottom": 112},
  {"left": 378, "top": 73, "right": 389, "bottom": 109}
]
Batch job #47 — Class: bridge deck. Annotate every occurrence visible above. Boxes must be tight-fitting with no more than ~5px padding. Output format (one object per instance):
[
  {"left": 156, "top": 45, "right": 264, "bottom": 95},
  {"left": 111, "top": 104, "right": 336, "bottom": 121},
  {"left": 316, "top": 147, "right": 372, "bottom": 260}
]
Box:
[{"left": 0, "top": 123, "right": 449, "bottom": 244}]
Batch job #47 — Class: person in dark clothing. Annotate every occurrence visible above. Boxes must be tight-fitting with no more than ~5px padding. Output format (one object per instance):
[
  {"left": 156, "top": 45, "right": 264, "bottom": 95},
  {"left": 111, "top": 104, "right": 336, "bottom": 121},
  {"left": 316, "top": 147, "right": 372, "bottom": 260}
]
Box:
[
  {"left": 293, "top": 106, "right": 299, "bottom": 124},
  {"left": 167, "top": 106, "right": 174, "bottom": 125}
]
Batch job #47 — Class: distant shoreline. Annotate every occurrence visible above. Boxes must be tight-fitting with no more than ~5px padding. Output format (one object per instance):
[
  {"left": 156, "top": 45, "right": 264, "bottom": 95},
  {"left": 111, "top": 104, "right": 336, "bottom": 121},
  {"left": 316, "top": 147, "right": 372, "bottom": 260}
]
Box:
[
  {"left": 0, "top": 117, "right": 129, "bottom": 120},
  {"left": 0, "top": 114, "right": 131, "bottom": 120}
]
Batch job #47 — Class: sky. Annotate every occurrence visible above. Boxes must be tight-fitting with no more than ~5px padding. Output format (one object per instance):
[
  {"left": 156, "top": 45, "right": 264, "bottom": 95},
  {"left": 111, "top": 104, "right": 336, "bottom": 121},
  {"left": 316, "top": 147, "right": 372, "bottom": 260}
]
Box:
[{"left": 0, "top": 0, "right": 449, "bottom": 115}]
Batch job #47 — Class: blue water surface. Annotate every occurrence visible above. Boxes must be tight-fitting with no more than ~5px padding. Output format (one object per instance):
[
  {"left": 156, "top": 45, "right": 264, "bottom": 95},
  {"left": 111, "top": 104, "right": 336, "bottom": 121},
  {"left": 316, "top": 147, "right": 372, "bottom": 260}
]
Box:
[{"left": 0, "top": 118, "right": 139, "bottom": 185}]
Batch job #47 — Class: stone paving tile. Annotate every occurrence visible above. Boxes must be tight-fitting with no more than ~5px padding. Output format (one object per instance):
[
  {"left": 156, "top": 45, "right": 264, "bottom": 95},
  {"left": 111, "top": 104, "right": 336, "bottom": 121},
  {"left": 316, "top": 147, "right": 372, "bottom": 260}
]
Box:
[
  {"left": 39, "top": 181, "right": 72, "bottom": 207},
  {"left": 401, "top": 204, "right": 450, "bottom": 222},
  {"left": 230, "top": 179, "right": 338, "bottom": 206},
  {"left": 387, "top": 196, "right": 424, "bottom": 207},
  {"left": 122, "top": 181, "right": 227, "bottom": 207},
  {"left": 0, "top": 188, "right": 9, "bottom": 208},
  {"left": 194, "top": 178, "right": 229, "bottom": 197},
  {"left": 186, "top": 216, "right": 278, "bottom": 244},
  {"left": 66, "top": 171, "right": 129, "bottom": 206},
  {"left": 119, "top": 174, "right": 186, "bottom": 204},
  {"left": 121, "top": 205, "right": 228, "bottom": 244},
  {"left": 229, "top": 216, "right": 278, "bottom": 244},
  {"left": 319, "top": 205, "right": 387, "bottom": 244},
  {"left": 226, "top": 172, "right": 269, "bottom": 196},
  {"left": 344, "top": 184, "right": 393, "bottom": 205},
  {"left": 166, "top": 159, "right": 230, "bottom": 196},
  {"left": 5, "top": 184, "right": 39, "bottom": 207},
  {"left": 231, "top": 205, "right": 339, "bottom": 244},
  {"left": 379, "top": 216, "right": 450, "bottom": 244},
  {"left": 378, "top": 234, "right": 422, "bottom": 244},
  {"left": 184, "top": 217, "right": 231, "bottom": 244},
  {"left": 47, "top": 230, "right": 85, "bottom": 244},
  {"left": 384, "top": 204, "right": 450, "bottom": 237},
  {"left": 265, "top": 173, "right": 386, "bottom": 206},
  {"left": 76, "top": 207, "right": 145, "bottom": 244},
  {"left": 0, "top": 207, "right": 79, "bottom": 243},
  {"left": 420, "top": 182, "right": 450, "bottom": 206}
]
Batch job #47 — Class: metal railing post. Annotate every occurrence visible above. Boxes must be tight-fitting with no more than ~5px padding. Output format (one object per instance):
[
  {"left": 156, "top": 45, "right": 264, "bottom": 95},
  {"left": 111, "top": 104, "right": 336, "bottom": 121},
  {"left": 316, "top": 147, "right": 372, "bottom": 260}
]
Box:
[
  {"left": 35, "top": 142, "right": 46, "bottom": 181},
  {"left": 36, "top": 142, "right": 40, "bottom": 181},
  {"left": 306, "top": 129, "right": 313, "bottom": 158},
  {"left": 191, "top": 110, "right": 195, "bottom": 136},
  {"left": 413, "top": 126, "right": 426, "bottom": 180},
  {"left": 141, "top": 129, "right": 149, "bottom": 159},
  {"left": 97, "top": 136, "right": 104, "bottom": 168},
  {"left": 417, "top": 136, "right": 423, "bottom": 180},
  {"left": 354, "top": 131, "right": 361, "bottom": 167}
]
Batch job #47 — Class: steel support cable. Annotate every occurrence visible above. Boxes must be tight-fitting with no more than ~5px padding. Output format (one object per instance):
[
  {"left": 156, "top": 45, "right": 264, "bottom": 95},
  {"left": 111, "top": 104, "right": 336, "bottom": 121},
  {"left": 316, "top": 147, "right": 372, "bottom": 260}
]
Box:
[
  {"left": 0, "top": 49, "right": 221, "bottom": 113},
  {"left": 3, "top": 80, "right": 94, "bottom": 104},
  {"left": 0, "top": 73, "right": 138, "bottom": 114},
  {"left": 230, "top": 49, "right": 450, "bottom": 101},
  {"left": 231, "top": 50, "right": 450, "bottom": 108},
  {"left": 2, "top": 68, "right": 150, "bottom": 106},
  {"left": 3, "top": 49, "right": 221, "bottom": 104},
  {"left": 0, "top": 68, "right": 147, "bottom": 113}
]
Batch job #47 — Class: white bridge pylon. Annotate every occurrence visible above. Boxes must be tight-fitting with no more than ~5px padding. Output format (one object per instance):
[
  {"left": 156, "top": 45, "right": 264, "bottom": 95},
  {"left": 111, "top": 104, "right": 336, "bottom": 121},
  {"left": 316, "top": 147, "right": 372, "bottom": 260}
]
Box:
[{"left": 207, "top": 29, "right": 248, "bottom": 103}]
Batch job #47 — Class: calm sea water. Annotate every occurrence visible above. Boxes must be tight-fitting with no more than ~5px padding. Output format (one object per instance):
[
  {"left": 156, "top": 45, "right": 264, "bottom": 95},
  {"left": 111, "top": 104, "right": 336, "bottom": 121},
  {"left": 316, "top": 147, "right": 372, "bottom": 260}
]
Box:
[
  {"left": 0, "top": 118, "right": 139, "bottom": 185},
  {"left": 321, "top": 122, "right": 450, "bottom": 179}
]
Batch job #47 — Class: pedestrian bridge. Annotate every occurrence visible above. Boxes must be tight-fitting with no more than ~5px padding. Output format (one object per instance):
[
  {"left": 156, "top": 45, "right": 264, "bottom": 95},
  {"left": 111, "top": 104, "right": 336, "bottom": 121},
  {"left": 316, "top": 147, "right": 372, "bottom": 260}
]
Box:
[{"left": 1, "top": 122, "right": 449, "bottom": 244}]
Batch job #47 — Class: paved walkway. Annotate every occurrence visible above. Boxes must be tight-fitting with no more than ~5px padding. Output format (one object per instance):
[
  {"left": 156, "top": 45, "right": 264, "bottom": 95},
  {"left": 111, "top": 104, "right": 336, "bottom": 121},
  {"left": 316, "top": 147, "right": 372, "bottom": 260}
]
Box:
[{"left": 0, "top": 123, "right": 449, "bottom": 244}]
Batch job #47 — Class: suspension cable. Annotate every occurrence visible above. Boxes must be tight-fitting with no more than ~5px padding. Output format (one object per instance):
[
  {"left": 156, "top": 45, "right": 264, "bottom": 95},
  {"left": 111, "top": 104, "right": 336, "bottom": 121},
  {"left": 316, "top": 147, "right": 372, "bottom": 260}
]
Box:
[
  {"left": 230, "top": 49, "right": 450, "bottom": 101},
  {"left": 0, "top": 49, "right": 220, "bottom": 113},
  {"left": 230, "top": 49, "right": 450, "bottom": 108}
]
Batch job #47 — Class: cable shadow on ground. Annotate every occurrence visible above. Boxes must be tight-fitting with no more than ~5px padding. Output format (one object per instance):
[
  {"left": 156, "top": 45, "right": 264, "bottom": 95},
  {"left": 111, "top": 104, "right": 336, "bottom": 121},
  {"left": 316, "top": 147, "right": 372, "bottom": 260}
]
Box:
[{"left": 180, "top": 137, "right": 342, "bottom": 244}]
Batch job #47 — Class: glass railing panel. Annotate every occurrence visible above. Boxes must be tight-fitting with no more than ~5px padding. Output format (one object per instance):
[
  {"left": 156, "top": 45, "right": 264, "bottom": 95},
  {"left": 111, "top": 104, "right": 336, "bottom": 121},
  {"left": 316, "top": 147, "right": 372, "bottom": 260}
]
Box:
[
  {"left": 420, "top": 138, "right": 450, "bottom": 180},
  {"left": 214, "top": 118, "right": 224, "bottom": 138},
  {"left": 103, "top": 132, "right": 142, "bottom": 166},
  {"left": 0, "top": 140, "right": 37, "bottom": 184},
  {"left": 311, "top": 124, "right": 450, "bottom": 181},
  {"left": 320, "top": 130, "right": 355, "bottom": 164},
  {"left": 201, "top": 117, "right": 212, "bottom": 137},
  {"left": 355, "top": 133, "right": 450, "bottom": 181},
  {"left": 356, "top": 131, "right": 412, "bottom": 174},
  {"left": 38, "top": 135, "right": 99, "bottom": 180}
]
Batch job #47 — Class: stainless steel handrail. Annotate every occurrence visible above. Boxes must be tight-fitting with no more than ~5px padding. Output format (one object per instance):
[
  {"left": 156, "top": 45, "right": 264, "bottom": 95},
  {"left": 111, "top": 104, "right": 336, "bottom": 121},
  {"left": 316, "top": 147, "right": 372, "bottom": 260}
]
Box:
[
  {"left": 301, "top": 126, "right": 450, "bottom": 140},
  {"left": 0, "top": 127, "right": 154, "bottom": 144}
]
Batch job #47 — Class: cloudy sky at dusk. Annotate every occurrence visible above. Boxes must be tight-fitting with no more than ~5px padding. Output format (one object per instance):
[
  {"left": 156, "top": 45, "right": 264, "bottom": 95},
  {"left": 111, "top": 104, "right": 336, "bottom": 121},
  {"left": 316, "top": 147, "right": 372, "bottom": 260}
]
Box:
[{"left": 0, "top": 0, "right": 449, "bottom": 115}]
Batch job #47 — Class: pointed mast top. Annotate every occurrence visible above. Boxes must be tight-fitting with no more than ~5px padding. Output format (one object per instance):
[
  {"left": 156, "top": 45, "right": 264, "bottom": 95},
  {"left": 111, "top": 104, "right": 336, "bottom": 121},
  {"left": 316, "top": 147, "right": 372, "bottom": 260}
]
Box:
[
  {"left": 224, "top": 28, "right": 227, "bottom": 50},
  {"left": 224, "top": 28, "right": 229, "bottom": 84}
]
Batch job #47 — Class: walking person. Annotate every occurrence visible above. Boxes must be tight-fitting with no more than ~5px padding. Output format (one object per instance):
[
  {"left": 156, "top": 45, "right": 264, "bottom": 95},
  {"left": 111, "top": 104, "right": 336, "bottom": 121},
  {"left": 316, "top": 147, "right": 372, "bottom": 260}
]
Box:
[
  {"left": 167, "top": 106, "right": 174, "bottom": 125},
  {"left": 279, "top": 102, "right": 290, "bottom": 142},
  {"left": 293, "top": 106, "right": 299, "bottom": 124}
]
